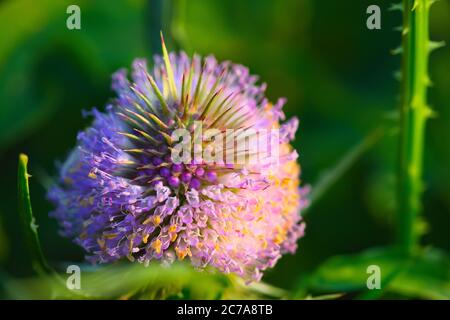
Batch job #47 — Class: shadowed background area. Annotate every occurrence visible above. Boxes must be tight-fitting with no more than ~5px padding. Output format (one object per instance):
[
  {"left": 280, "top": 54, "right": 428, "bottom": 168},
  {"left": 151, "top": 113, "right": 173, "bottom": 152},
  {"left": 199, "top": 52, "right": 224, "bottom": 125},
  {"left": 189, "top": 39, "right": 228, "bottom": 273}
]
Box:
[{"left": 0, "top": 0, "right": 448, "bottom": 298}]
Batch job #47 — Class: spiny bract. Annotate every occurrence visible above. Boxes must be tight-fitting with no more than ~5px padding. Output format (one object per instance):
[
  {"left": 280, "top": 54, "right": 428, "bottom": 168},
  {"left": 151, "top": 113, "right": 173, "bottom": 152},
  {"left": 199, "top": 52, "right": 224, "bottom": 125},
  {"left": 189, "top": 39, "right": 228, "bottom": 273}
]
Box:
[{"left": 48, "top": 37, "right": 308, "bottom": 282}]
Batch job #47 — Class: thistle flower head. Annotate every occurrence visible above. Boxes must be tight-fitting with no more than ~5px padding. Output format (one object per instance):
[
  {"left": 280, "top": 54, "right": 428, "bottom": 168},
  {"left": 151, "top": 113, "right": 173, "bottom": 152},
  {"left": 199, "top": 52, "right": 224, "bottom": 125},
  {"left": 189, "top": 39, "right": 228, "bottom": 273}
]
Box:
[{"left": 48, "top": 37, "right": 308, "bottom": 282}]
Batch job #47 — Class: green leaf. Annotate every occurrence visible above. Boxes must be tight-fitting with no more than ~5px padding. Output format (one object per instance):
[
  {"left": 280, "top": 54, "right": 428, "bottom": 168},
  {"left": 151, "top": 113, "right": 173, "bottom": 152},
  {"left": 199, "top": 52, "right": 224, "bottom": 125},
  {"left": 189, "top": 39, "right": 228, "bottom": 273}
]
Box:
[
  {"left": 17, "top": 153, "right": 51, "bottom": 275},
  {"left": 5, "top": 262, "right": 226, "bottom": 300},
  {"left": 304, "top": 293, "right": 344, "bottom": 300},
  {"left": 77, "top": 263, "right": 230, "bottom": 300},
  {"left": 229, "top": 275, "right": 287, "bottom": 299},
  {"left": 294, "top": 247, "right": 450, "bottom": 300},
  {"left": 3, "top": 260, "right": 289, "bottom": 300}
]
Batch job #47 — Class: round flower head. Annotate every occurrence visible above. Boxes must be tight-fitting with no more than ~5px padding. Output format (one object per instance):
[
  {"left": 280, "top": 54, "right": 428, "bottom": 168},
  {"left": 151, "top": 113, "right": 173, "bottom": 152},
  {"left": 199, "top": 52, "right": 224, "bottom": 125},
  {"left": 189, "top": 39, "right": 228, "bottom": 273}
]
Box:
[{"left": 48, "top": 37, "right": 308, "bottom": 282}]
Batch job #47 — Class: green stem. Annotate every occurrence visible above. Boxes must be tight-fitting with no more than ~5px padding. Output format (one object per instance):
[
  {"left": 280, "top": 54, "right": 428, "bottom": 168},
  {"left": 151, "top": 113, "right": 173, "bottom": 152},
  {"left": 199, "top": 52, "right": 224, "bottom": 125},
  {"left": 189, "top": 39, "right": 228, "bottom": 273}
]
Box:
[
  {"left": 170, "top": 0, "right": 190, "bottom": 52},
  {"left": 149, "top": 0, "right": 189, "bottom": 52},
  {"left": 17, "top": 154, "right": 52, "bottom": 275},
  {"left": 397, "top": 0, "right": 433, "bottom": 255}
]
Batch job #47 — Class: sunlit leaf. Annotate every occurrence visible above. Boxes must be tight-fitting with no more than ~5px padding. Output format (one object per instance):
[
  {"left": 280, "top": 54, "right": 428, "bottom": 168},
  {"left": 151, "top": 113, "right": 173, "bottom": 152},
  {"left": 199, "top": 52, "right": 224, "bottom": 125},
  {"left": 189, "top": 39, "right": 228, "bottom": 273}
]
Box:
[
  {"left": 304, "top": 293, "right": 344, "bottom": 300},
  {"left": 3, "top": 262, "right": 283, "bottom": 300}
]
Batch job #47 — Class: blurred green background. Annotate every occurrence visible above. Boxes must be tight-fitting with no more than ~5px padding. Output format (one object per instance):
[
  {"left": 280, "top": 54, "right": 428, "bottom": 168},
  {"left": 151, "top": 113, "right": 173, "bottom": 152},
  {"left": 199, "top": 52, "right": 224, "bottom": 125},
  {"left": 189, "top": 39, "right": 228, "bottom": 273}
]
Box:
[{"left": 0, "top": 0, "right": 449, "bottom": 299}]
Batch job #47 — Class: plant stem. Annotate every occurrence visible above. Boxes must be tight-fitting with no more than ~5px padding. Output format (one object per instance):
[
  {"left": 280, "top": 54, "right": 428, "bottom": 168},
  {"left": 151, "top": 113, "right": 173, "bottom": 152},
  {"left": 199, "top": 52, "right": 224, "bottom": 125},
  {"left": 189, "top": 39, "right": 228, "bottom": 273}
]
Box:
[
  {"left": 148, "top": 0, "right": 189, "bottom": 53},
  {"left": 305, "top": 127, "right": 384, "bottom": 215},
  {"left": 17, "top": 154, "right": 52, "bottom": 275},
  {"left": 397, "top": 0, "right": 433, "bottom": 255},
  {"left": 170, "top": 0, "right": 190, "bottom": 52}
]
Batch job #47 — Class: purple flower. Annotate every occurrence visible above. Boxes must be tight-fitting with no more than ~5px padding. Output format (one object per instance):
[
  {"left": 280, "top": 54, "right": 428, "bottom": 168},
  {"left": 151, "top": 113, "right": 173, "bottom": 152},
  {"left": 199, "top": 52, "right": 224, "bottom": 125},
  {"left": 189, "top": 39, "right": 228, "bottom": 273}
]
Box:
[{"left": 48, "top": 37, "right": 307, "bottom": 282}]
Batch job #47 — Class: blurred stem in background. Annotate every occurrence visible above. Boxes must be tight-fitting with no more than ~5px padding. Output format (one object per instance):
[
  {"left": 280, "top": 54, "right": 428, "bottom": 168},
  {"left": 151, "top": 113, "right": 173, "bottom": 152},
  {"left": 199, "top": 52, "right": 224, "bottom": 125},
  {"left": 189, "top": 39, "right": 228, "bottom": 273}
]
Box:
[
  {"left": 397, "top": 0, "right": 440, "bottom": 255},
  {"left": 305, "top": 127, "right": 385, "bottom": 214},
  {"left": 148, "top": 0, "right": 190, "bottom": 53},
  {"left": 17, "top": 154, "right": 52, "bottom": 276}
]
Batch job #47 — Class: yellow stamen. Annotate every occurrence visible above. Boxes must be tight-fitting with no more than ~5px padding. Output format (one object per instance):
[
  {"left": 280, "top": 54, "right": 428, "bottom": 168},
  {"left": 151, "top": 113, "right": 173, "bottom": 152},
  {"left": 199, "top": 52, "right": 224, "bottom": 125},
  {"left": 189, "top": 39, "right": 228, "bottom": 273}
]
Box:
[
  {"left": 151, "top": 239, "right": 162, "bottom": 254},
  {"left": 153, "top": 215, "right": 161, "bottom": 225}
]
